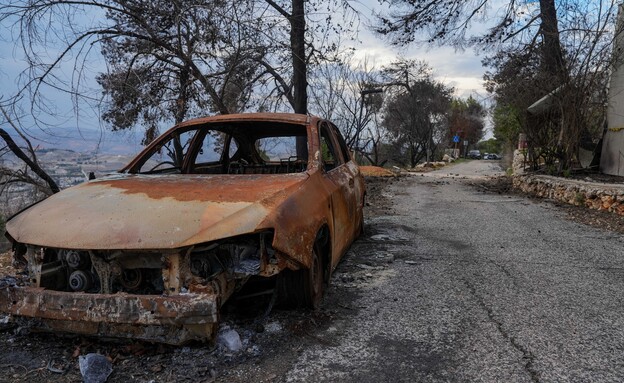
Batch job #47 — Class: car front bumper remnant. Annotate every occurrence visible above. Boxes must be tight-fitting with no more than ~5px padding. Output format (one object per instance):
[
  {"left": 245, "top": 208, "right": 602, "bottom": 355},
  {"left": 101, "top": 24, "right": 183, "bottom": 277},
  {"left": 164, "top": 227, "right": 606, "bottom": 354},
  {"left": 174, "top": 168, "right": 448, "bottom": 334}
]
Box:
[{"left": 0, "top": 286, "right": 221, "bottom": 345}]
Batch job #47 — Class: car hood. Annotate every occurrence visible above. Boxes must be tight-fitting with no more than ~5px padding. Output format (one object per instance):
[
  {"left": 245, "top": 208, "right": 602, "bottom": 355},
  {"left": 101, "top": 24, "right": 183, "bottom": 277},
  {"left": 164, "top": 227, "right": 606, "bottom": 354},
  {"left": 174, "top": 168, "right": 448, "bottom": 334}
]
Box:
[{"left": 6, "top": 173, "right": 308, "bottom": 250}]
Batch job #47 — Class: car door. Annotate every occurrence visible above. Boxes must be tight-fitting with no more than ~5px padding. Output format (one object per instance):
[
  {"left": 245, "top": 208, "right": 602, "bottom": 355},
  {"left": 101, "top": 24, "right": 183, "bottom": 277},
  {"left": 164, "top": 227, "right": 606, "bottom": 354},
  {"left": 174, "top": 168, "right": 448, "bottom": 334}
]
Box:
[
  {"left": 329, "top": 122, "right": 365, "bottom": 234},
  {"left": 319, "top": 122, "right": 357, "bottom": 267}
]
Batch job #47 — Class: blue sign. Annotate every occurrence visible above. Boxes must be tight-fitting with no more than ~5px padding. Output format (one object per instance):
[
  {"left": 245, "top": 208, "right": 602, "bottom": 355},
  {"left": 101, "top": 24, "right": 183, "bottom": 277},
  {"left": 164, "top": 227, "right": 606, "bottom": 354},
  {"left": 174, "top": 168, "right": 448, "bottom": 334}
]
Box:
[{"left": 453, "top": 135, "right": 460, "bottom": 143}]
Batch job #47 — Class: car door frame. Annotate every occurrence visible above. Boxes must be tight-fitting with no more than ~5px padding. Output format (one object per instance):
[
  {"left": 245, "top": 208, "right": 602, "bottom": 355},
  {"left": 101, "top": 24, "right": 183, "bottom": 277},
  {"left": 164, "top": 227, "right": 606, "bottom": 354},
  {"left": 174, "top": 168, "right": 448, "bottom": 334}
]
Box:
[{"left": 317, "top": 120, "right": 358, "bottom": 269}]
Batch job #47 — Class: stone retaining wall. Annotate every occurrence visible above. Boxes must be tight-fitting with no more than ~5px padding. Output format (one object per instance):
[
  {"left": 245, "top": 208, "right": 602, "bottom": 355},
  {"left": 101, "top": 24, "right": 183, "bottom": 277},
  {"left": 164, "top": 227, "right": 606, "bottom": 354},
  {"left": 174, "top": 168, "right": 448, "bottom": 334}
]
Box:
[{"left": 512, "top": 174, "right": 624, "bottom": 216}]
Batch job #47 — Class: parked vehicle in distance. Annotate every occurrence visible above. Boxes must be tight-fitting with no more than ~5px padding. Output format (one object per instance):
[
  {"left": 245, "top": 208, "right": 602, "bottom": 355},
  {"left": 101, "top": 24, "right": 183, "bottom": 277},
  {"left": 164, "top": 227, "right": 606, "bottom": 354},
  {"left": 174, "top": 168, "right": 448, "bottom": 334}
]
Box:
[
  {"left": 485, "top": 153, "right": 501, "bottom": 160},
  {"left": 467, "top": 150, "right": 481, "bottom": 159},
  {"left": 1, "top": 113, "right": 366, "bottom": 345}
]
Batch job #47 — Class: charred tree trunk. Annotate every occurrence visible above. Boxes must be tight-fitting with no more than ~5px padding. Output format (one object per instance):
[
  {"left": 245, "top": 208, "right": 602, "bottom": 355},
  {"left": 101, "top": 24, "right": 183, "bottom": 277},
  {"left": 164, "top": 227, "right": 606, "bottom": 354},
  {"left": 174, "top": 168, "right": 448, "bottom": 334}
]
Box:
[
  {"left": 263, "top": 0, "right": 308, "bottom": 157},
  {"left": 290, "top": 0, "right": 308, "bottom": 158},
  {"left": 539, "top": 0, "right": 569, "bottom": 168},
  {"left": 539, "top": 0, "right": 566, "bottom": 82},
  {"left": 290, "top": 0, "right": 307, "bottom": 114}
]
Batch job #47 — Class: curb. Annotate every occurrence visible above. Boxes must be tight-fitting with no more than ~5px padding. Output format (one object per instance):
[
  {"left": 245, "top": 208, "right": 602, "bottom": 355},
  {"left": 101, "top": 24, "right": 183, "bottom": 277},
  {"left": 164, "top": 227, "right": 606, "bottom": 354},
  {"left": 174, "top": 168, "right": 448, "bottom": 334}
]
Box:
[{"left": 512, "top": 174, "right": 624, "bottom": 216}]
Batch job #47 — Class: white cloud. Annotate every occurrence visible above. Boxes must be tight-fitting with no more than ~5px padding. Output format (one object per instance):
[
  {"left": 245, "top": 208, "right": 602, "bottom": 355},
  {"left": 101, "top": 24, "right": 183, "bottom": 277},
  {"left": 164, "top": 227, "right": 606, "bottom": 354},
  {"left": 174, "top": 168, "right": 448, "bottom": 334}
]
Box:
[
  {"left": 349, "top": 36, "right": 488, "bottom": 98},
  {"left": 440, "top": 77, "right": 486, "bottom": 96}
]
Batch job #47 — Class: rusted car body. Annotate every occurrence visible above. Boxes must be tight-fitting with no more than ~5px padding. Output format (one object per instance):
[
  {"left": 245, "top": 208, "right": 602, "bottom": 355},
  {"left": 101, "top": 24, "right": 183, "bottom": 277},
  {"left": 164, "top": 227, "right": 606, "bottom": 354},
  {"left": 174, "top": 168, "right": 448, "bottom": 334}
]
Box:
[{"left": 0, "top": 113, "right": 365, "bottom": 344}]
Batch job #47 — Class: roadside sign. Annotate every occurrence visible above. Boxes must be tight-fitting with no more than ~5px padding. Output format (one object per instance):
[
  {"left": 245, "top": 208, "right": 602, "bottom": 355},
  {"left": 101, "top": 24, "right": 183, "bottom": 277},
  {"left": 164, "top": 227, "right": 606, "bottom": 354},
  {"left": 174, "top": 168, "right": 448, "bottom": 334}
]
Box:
[
  {"left": 453, "top": 135, "right": 460, "bottom": 143},
  {"left": 463, "top": 140, "right": 468, "bottom": 146}
]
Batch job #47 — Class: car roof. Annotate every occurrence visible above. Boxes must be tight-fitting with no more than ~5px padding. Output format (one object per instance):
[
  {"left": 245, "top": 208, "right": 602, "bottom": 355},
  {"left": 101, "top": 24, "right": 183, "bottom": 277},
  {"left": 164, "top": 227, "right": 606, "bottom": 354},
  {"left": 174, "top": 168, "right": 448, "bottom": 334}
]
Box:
[{"left": 175, "top": 113, "right": 317, "bottom": 129}]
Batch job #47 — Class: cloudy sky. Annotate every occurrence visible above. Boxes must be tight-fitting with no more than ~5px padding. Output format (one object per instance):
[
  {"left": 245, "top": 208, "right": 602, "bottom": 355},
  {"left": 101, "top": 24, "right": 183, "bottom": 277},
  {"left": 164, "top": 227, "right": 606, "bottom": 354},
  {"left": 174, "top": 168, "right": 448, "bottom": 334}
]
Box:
[
  {"left": 349, "top": 0, "right": 492, "bottom": 97},
  {"left": 351, "top": 40, "right": 487, "bottom": 99},
  {"left": 0, "top": 1, "right": 493, "bottom": 152}
]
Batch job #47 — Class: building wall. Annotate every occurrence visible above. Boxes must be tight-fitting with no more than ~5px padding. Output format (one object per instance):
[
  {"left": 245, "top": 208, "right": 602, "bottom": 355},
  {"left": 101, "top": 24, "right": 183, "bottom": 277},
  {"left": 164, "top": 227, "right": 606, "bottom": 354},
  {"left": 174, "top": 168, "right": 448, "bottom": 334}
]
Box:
[{"left": 601, "top": 4, "right": 624, "bottom": 176}]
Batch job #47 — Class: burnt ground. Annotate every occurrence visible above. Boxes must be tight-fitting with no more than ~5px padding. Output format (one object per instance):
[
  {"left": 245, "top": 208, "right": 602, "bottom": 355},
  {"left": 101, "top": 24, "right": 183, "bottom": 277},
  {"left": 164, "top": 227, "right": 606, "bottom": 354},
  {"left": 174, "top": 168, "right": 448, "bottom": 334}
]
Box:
[{"left": 0, "top": 174, "right": 622, "bottom": 382}]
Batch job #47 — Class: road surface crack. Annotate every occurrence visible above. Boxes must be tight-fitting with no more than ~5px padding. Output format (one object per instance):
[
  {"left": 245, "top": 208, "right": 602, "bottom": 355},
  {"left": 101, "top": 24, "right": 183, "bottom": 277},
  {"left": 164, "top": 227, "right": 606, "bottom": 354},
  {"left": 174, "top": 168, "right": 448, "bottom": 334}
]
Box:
[
  {"left": 464, "top": 279, "right": 540, "bottom": 383},
  {"left": 489, "top": 260, "right": 519, "bottom": 288}
]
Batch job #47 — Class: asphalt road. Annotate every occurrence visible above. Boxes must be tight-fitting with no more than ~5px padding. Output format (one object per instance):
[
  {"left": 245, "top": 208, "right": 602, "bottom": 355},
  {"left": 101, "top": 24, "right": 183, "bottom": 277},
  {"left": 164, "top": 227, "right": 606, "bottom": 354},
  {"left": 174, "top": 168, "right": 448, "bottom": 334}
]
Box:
[{"left": 280, "top": 160, "right": 624, "bottom": 382}]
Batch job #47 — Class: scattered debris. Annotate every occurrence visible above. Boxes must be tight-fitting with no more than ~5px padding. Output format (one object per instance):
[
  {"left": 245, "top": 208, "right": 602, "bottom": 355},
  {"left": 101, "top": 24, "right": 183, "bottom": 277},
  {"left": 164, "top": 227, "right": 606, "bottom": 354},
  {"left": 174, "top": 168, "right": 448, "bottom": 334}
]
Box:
[
  {"left": 0, "top": 276, "right": 18, "bottom": 289},
  {"left": 46, "top": 359, "right": 67, "bottom": 374},
  {"left": 370, "top": 234, "right": 393, "bottom": 241},
  {"left": 409, "top": 161, "right": 448, "bottom": 172},
  {"left": 78, "top": 353, "right": 113, "bottom": 383},
  {"left": 442, "top": 154, "right": 457, "bottom": 163},
  {"left": 264, "top": 321, "right": 283, "bottom": 333},
  {"left": 356, "top": 263, "right": 383, "bottom": 270},
  {"left": 217, "top": 327, "right": 243, "bottom": 352},
  {"left": 376, "top": 253, "right": 395, "bottom": 263},
  {"left": 340, "top": 273, "right": 355, "bottom": 283}
]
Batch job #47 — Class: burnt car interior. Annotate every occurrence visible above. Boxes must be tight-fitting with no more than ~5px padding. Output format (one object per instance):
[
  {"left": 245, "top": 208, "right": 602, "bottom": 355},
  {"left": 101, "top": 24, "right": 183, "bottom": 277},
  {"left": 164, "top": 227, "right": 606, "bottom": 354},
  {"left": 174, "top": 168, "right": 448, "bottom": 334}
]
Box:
[{"left": 130, "top": 121, "right": 312, "bottom": 175}]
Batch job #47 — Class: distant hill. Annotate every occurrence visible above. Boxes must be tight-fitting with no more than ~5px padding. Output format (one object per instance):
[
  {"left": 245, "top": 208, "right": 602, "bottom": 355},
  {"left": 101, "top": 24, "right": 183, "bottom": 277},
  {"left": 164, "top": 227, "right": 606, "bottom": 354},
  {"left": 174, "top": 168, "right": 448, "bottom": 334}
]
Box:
[{"left": 27, "top": 127, "right": 145, "bottom": 156}]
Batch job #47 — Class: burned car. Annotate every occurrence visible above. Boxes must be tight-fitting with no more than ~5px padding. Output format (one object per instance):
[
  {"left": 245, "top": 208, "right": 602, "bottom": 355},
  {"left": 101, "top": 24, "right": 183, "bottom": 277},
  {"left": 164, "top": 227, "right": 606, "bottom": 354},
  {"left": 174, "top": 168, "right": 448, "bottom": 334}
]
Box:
[{"left": 1, "top": 113, "right": 365, "bottom": 344}]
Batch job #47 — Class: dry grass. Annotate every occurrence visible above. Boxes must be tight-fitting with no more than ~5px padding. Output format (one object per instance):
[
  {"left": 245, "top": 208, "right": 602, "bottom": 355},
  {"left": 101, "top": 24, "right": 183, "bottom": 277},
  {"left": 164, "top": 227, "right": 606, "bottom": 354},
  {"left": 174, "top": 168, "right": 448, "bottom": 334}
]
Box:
[{"left": 359, "top": 166, "right": 395, "bottom": 177}]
